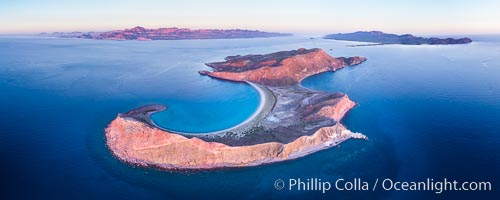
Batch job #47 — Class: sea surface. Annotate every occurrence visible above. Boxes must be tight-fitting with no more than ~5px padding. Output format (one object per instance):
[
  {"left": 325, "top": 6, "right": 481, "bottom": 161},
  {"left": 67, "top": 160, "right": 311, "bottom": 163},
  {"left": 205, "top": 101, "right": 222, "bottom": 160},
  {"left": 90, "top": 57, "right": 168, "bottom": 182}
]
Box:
[{"left": 0, "top": 35, "right": 498, "bottom": 199}]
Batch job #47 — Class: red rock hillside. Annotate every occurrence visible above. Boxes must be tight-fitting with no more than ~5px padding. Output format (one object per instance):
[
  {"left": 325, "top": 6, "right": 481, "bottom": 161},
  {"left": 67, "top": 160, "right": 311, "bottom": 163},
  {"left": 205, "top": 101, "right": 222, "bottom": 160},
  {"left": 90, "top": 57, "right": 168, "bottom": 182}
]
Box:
[
  {"left": 201, "top": 48, "right": 366, "bottom": 86},
  {"left": 106, "top": 116, "right": 366, "bottom": 169}
]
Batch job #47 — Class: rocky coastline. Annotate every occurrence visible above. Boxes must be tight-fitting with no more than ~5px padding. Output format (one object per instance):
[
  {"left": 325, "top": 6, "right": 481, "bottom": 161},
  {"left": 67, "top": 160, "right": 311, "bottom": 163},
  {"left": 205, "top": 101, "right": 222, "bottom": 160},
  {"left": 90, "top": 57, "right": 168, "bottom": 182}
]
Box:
[
  {"left": 44, "top": 26, "right": 292, "bottom": 40},
  {"left": 105, "top": 48, "right": 368, "bottom": 169},
  {"left": 324, "top": 31, "right": 472, "bottom": 45}
]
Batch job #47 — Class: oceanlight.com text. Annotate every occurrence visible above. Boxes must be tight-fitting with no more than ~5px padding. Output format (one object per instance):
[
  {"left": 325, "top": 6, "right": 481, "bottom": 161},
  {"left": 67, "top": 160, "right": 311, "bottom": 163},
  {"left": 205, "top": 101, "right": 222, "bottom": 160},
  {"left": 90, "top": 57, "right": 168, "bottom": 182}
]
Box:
[{"left": 274, "top": 178, "right": 492, "bottom": 194}]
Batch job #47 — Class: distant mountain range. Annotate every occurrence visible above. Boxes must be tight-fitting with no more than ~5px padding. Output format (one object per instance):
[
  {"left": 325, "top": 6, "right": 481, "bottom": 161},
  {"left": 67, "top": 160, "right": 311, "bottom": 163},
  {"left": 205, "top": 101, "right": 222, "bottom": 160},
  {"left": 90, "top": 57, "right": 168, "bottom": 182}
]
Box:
[
  {"left": 324, "top": 31, "right": 472, "bottom": 45},
  {"left": 40, "top": 26, "right": 292, "bottom": 40}
]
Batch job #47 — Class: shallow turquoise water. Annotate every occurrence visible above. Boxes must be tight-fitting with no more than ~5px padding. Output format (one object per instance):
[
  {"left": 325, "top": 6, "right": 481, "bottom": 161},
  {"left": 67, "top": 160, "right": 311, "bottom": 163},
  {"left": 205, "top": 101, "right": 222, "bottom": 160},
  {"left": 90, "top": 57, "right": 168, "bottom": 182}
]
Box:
[
  {"left": 0, "top": 35, "right": 498, "bottom": 199},
  {"left": 149, "top": 81, "right": 259, "bottom": 133}
]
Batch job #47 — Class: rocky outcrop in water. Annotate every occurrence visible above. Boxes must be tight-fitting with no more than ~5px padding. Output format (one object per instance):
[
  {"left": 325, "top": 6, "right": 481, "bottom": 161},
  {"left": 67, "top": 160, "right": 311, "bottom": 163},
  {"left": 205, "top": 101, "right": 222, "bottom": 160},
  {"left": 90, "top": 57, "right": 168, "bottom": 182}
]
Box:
[
  {"left": 106, "top": 117, "right": 366, "bottom": 169},
  {"left": 201, "top": 48, "right": 366, "bottom": 86},
  {"left": 105, "top": 48, "right": 368, "bottom": 170}
]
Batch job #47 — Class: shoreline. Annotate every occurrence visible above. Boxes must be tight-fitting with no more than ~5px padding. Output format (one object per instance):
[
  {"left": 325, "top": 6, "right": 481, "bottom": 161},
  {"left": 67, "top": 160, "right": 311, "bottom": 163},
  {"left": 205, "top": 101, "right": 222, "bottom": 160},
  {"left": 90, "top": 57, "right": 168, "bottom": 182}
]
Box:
[
  {"left": 145, "top": 81, "right": 276, "bottom": 136},
  {"left": 118, "top": 83, "right": 359, "bottom": 147},
  {"left": 105, "top": 118, "right": 367, "bottom": 170}
]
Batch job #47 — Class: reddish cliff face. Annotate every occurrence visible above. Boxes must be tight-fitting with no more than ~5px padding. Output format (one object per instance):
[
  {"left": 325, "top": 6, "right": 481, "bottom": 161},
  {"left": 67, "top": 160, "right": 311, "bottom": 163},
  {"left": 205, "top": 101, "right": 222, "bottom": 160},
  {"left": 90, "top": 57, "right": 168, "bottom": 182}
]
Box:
[
  {"left": 105, "top": 91, "right": 364, "bottom": 169},
  {"left": 106, "top": 116, "right": 366, "bottom": 169},
  {"left": 202, "top": 48, "right": 366, "bottom": 86},
  {"left": 302, "top": 95, "right": 356, "bottom": 123}
]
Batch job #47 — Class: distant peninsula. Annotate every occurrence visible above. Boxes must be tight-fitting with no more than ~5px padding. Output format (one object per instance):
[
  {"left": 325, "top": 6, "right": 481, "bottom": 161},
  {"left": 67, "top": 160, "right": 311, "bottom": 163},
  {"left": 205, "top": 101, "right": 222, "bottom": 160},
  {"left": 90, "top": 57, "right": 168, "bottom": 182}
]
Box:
[
  {"left": 324, "top": 31, "right": 472, "bottom": 45},
  {"left": 42, "top": 26, "right": 292, "bottom": 40}
]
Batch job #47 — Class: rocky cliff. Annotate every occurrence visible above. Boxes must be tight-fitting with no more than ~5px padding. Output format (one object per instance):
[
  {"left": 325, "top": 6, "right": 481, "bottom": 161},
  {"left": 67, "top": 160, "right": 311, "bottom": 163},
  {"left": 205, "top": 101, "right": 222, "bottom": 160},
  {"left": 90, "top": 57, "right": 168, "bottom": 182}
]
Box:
[
  {"left": 201, "top": 48, "right": 366, "bottom": 86},
  {"left": 106, "top": 116, "right": 366, "bottom": 169}
]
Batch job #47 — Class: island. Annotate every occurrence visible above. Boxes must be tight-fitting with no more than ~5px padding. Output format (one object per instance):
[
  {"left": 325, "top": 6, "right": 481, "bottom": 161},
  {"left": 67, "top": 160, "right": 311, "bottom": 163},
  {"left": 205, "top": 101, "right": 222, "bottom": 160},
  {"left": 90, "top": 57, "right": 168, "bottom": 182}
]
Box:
[
  {"left": 43, "top": 26, "right": 292, "bottom": 40},
  {"left": 105, "top": 48, "right": 368, "bottom": 170},
  {"left": 324, "top": 31, "right": 472, "bottom": 45}
]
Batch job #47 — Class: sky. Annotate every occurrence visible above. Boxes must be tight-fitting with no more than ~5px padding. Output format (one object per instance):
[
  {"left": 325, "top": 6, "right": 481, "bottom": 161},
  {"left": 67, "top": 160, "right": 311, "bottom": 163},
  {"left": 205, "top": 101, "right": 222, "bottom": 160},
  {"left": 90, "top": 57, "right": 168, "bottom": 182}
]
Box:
[{"left": 0, "top": 0, "right": 499, "bottom": 34}]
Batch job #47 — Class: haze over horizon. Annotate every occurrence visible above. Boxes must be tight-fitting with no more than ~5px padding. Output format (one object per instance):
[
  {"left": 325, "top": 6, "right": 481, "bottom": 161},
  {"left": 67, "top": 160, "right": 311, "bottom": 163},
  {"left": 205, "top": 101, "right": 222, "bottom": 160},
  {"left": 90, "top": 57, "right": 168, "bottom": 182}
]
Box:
[{"left": 1, "top": 0, "right": 499, "bottom": 35}]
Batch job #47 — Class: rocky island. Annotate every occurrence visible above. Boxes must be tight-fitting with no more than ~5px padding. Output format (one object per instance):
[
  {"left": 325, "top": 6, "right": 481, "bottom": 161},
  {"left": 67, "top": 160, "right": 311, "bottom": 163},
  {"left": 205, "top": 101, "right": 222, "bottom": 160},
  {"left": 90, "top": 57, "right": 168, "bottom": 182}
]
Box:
[
  {"left": 45, "top": 26, "right": 292, "bottom": 40},
  {"left": 105, "top": 48, "right": 368, "bottom": 170},
  {"left": 324, "top": 31, "right": 472, "bottom": 45}
]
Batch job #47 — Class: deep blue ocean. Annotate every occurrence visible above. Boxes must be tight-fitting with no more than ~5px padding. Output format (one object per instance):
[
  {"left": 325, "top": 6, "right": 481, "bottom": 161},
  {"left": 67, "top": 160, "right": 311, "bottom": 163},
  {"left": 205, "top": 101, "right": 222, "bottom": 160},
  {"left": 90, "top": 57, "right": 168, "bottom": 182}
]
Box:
[{"left": 0, "top": 35, "right": 498, "bottom": 199}]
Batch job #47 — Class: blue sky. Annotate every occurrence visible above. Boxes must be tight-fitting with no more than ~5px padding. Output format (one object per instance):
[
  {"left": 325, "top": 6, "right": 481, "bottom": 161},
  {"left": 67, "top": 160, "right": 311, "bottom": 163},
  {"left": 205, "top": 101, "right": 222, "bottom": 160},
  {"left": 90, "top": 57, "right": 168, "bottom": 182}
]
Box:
[{"left": 1, "top": 0, "right": 499, "bottom": 34}]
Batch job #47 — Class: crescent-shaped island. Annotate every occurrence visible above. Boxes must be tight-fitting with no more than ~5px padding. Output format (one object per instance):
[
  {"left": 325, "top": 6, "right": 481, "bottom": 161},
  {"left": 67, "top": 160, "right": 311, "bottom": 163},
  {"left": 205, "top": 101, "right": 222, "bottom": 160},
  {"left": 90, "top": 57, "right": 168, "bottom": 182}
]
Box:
[{"left": 105, "top": 48, "right": 368, "bottom": 170}]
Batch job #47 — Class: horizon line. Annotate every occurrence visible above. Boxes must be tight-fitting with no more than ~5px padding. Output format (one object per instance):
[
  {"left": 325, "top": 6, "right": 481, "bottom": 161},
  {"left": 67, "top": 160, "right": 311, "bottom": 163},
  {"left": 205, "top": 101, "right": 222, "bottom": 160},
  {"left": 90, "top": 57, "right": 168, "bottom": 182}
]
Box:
[{"left": 1, "top": 25, "right": 499, "bottom": 36}]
